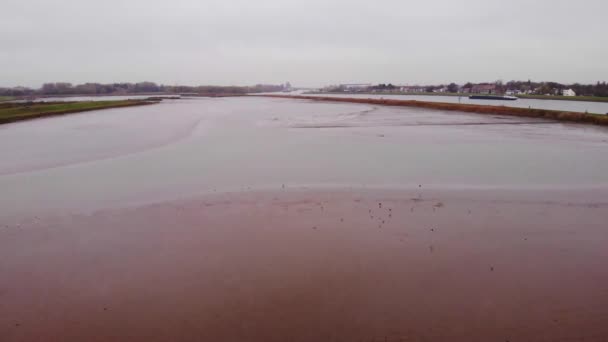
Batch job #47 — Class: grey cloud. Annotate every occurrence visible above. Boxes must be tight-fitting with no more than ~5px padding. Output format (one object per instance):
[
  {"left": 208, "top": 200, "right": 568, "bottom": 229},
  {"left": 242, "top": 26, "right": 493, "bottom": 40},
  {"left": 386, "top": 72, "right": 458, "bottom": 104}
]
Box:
[{"left": 1, "top": 0, "right": 607, "bottom": 87}]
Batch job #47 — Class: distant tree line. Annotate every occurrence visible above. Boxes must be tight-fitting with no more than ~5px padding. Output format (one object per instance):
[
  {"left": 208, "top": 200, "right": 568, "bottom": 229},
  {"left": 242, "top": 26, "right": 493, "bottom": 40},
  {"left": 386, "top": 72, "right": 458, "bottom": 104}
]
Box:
[
  {"left": 500, "top": 80, "right": 608, "bottom": 96},
  {"left": 371, "top": 83, "right": 397, "bottom": 91},
  {"left": 461, "top": 80, "right": 608, "bottom": 96},
  {"left": 0, "top": 82, "right": 287, "bottom": 97},
  {"left": 325, "top": 80, "right": 608, "bottom": 97},
  {"left": 433, "top": 81, "right": 607, "bottom": 96}
]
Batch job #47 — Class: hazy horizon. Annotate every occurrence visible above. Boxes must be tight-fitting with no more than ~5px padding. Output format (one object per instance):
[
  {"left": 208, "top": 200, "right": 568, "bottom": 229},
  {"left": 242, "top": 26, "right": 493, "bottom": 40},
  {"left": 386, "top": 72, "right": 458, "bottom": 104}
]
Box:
[{"left": 2, "top": 0, "right": 607, "bottom": 88}]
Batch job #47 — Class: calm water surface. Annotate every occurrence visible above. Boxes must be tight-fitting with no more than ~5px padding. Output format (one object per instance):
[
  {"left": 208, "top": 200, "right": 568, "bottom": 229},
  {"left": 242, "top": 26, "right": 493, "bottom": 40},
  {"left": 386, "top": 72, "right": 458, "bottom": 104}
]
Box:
[{"left": 1, "top": 96, "right": 608, "bottom": 217}]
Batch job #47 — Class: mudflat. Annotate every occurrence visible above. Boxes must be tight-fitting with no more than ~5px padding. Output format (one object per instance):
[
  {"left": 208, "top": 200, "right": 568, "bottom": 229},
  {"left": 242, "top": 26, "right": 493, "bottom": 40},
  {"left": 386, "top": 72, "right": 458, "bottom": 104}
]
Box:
[{"left": 2, "top": 187, "right": 607, "bottom": 342}]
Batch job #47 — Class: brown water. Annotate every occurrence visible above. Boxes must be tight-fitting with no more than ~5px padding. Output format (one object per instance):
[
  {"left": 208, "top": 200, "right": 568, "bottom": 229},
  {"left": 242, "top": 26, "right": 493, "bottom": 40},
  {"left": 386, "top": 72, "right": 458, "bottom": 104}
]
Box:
[{"left": 1, "top": 97, "right": 608, "bottom": 341}]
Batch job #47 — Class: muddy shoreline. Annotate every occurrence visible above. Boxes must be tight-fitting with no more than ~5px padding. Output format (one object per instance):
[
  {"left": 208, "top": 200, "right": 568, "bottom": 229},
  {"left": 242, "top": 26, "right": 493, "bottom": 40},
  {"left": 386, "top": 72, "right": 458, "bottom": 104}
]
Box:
[
  {"left": 2, "top": 188, "right": 607, "bottom": 342},
  {"left": 259, "top": 94, "right": 608, "bottom": 126}
]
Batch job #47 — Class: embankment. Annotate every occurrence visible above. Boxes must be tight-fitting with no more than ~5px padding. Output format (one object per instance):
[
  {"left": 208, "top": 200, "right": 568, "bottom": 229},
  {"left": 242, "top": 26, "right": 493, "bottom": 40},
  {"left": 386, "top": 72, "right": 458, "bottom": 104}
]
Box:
[
  {"left": 261, "top": 95, "right": 608, "bottom": 126},
  {"left": 0, "top": 100, "right": 158, "bottom": 125}
]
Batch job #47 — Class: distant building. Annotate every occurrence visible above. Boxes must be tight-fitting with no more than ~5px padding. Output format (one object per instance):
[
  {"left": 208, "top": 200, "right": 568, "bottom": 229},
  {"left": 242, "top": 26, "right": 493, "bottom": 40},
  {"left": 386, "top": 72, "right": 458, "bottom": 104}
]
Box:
[
  {"left": 340, "top": 84, "right": 371, "bottom": 91},
  {"left": 562, "top": 89, "right": 576, "bottom": 97},
  {"left": 471, "top": 84, "right": 497, "bottom": 94},
  {"left": 399, "top": 86, "right": 426, "bottom": 93},
  {"left": 505, "top": 89, "right": 522, "bottom": 96}
]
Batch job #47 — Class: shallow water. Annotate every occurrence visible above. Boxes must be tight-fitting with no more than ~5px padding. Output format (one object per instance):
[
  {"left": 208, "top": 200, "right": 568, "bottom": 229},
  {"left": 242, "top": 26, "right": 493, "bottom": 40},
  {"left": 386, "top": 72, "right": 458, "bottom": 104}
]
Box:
[
  {"left": 1, "top": 96, "right": 608, "bottom": 217},
  {"left": 2, "top": 95, "right": 608, "bottom": 342}
]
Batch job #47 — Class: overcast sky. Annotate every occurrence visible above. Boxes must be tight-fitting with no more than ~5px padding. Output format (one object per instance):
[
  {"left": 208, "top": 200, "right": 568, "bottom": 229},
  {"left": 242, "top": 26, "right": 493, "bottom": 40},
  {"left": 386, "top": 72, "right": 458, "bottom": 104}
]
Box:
[{"left": 2, "top": 0, "right": 607, "bottom": 88}]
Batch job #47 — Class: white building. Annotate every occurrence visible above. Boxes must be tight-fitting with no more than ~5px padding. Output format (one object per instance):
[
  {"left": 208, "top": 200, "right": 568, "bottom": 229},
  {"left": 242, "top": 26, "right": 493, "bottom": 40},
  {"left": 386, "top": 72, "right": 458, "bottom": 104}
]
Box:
[
  {"left": 505, "top": 90, "right": 522, "bottom": 96},
  {"left": 562, "top": 89, "right": 576, "bottom": 97},
  {"left": 400, "top": 86, "right": 426, "bottom": 93}
]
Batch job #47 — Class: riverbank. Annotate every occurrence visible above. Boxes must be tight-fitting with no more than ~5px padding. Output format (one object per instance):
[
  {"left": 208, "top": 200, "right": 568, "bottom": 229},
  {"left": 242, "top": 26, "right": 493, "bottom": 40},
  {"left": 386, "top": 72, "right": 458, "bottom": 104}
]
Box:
[
  {"left": 261, "top": 94, "right": 608, "bottom": 126},
  {"left": 0, "top": 100, "right": 158, "bottom": 125},
  {"left": 0, "top": 96, "right": 15, "bottom": 103}
]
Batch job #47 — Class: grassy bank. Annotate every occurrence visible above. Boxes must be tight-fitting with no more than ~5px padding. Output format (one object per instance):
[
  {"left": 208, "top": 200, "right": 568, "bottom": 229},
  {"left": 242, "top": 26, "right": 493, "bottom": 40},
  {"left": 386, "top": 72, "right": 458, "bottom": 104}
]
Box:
[
  {"left": 261, "top": 95, "right": 608, "bottom": 127},
  {"left": 0, "top": 96, "right": 15, "bottom": 102},
  {"left": 0, "top": 100, "right": 157, "bottom": 125}
]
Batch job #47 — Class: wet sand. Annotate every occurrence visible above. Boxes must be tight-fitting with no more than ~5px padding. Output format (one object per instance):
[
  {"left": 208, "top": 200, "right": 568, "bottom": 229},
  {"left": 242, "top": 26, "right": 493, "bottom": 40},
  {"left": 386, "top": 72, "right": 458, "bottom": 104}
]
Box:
[{"left": 2, "top": 188, "right": 608, "bottom": 342}]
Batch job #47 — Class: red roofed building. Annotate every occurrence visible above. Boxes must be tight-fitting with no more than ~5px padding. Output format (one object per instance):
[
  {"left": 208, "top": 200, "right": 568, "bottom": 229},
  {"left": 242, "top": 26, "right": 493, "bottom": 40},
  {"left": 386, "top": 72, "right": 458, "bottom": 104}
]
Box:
[{"left": 471, "top": 84, "right": 497, "bottom": 94}]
